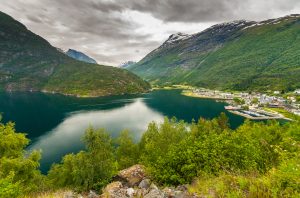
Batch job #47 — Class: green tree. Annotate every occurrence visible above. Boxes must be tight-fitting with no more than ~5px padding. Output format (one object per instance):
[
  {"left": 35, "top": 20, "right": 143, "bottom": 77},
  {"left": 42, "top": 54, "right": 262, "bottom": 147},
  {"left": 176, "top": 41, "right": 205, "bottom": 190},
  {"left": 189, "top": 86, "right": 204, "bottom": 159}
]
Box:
[
  {"left": 0, "top": 120, "right": 42, "bottom": 196},
  {"left": 0, "top": 173, "right": 22, "bottom": 198},
  {"left": 217, "top": 112, "right": 230, "bottom": 130},
  {"left": 116, "top": 130, "right": 139, "bottom": 169},
  {"left": 48, "top": 127, "right": 116, "bottom": 191},
  {"left": 252, "top": 98, "right": 259, "bottom": 104},
  {"left": 233, "top": 97, "right": 245, "bottom": 105},
  {"left": 139, "top": 115, "right": 285, "bottom": 185}
]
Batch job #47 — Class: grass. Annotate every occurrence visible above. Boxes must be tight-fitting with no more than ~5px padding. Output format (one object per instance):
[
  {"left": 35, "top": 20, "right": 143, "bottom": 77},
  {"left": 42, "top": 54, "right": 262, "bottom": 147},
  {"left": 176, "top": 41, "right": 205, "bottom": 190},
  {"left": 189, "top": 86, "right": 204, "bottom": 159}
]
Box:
[
  {"left": 24, "top": 190, "right": 75, "bottom": 198},
  {"left": 152, "top": 84, "right": 194, "bottom": 90}
]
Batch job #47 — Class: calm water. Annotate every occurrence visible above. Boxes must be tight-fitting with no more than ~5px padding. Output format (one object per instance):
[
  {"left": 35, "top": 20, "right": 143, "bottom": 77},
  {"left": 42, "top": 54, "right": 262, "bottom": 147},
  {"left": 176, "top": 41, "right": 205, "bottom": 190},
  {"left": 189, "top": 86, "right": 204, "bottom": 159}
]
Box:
[{"left": 0, "top": 90, "right": 244, "bottom": 173}]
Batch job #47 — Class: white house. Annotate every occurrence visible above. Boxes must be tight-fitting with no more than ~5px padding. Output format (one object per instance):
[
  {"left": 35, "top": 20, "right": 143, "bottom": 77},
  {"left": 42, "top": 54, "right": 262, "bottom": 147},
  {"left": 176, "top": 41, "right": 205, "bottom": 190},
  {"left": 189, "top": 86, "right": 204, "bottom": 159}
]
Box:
[{"left": 294, "top": 89, "right": 300, "bottom": 95}]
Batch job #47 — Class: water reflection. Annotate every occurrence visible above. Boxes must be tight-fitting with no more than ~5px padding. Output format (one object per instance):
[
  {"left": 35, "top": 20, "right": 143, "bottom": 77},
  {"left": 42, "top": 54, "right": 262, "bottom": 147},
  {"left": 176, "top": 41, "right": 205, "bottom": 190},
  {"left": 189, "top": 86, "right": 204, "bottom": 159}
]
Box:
[{"left": 29, "top": 99, "right": 164, "bottom": 172}]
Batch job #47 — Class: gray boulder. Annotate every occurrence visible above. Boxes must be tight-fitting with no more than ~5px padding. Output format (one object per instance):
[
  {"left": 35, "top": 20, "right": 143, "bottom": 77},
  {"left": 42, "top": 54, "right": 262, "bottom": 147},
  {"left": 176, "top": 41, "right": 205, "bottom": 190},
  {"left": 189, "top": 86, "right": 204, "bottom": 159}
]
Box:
[
  {"left": 144, "top": 189, "right": 164, "bottom": 198},
  {"left": 138, "top": 179, "right": 151, "bottom": 189}
]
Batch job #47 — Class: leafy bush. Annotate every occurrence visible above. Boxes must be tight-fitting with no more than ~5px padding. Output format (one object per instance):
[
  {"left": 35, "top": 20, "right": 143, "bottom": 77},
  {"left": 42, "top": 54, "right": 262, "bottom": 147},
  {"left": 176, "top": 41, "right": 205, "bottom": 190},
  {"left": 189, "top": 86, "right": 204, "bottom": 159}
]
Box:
[
  {"left": 0, "top": 173, "right": 22, "bottom": 198},
  {"left": 115, "top": 130, "right": 139, "bottom": 169},
  {"left": 47, "top": 127, "right": 117, "bottom": 191},
  {"left": 139, "top": 115, "right": 299, "bottom": 186},
  {"left": 0, "top": 120, "right": 43, "bottom": 196},
  {"left": 3, "top": 113, "right": 299, "bottom": 196}
]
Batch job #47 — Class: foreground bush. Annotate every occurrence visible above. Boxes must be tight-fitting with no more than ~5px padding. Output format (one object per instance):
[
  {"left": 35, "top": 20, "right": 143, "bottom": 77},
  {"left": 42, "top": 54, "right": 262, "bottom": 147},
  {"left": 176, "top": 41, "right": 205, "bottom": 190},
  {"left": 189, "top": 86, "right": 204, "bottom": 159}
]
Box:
[
  {"left": 139, "top": 114, "right": 300, "bottom": 186},
  {"left": 47, "top": 127, "right": 117, "bottom": 191},
  {"left": 0, "top": 120, "right": 43, "bottom": 197},
  {"left": 189, "top": 158, "right": 300, "bottom": 197},
  {"left": 2, "top": 113, "right": 299, "bottom": 196}
]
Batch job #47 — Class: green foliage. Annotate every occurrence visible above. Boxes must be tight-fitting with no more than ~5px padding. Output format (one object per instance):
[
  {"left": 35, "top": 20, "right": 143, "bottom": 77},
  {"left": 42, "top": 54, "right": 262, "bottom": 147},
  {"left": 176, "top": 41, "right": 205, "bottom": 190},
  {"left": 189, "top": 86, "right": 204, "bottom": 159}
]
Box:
[
  {"left": 48, "top": 127, "right": 116, "bottom": 191},
  {"left": 139, "top": 115, "right": 300, "bottom": 187},
  {"left": 0, "top": 173, "right": 22, "bottom": 198},
  {"left": 233, "top": 97, "right": 245, "bottom": 105},
  {"left": 115, "top": 130, "right": 139, "bottom": 169},
  {"left": 189, "top": 157, "right": 300, "bottom": 197},
  {"left": 139, "top": 117, "right": 188, "bottom": 179},
  {"left": 252, "top": 98, "right": 259, "bottom": 104},
  {"left": 0, "top": 120, "right": 43, "bottom": 196},
  {"left": 2, "top": 113, "right": 299, "bottom": 196}
]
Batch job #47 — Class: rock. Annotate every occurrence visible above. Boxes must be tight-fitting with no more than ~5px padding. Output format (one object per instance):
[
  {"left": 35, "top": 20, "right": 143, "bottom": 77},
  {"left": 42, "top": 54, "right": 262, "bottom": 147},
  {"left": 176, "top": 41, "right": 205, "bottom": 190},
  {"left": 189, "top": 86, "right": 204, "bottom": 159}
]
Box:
[
  {"left": 117, "top": 164, "right": 146, "bottom": 187},
  {"left": 138, "top": 179, "right": 151, "bottom": 189},
  {"left": 144, "top": 189, "right": 164, "bottom": 198},
  {"left": 135, "top": 188, "right": 150, "bottom": 198},
  {"left": 173, "top": 190, "right": 185, "bottom": 198},
  {"left": 126, "top": 188, "right": 135, "bottom": 197},
  {"left": 101, "top": 181, "right": 126, "bottom": 198},
  {"left": 88, "top": 190, "right": 99, "bottom": 198},
  {"left": 176, "top": 185, "right": 188, "bottom": 192},
  {"left": 149, "top": 183, "right": 159, "bottom": 190}
]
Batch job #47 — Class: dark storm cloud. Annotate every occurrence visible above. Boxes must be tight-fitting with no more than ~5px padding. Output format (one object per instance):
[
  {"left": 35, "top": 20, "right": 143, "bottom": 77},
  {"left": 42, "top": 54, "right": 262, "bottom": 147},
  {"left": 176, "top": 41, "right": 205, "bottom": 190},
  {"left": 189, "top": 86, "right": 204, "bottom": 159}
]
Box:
[
  {"left": 127, "top": 0, "right": 300, "bottom": 22},
  {"left": 0, "top": 0, "right": 299, "bottom": 65}
]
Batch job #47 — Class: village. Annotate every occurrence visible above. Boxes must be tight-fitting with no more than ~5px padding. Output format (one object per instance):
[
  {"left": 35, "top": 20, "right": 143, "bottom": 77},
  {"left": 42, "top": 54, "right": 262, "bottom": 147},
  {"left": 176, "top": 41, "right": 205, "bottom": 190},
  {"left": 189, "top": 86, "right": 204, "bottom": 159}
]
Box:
[{"left": 184, "top": 88, "right": 300, "bottom": 120}]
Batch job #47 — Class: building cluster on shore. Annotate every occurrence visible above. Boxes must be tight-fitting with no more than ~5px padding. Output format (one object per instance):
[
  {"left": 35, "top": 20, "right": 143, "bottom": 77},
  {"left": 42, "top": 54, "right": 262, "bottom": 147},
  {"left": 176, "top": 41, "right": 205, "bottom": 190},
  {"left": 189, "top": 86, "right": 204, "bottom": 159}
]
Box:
[{"left": 191, "top": 88, "right": 300, "bottom": 118}]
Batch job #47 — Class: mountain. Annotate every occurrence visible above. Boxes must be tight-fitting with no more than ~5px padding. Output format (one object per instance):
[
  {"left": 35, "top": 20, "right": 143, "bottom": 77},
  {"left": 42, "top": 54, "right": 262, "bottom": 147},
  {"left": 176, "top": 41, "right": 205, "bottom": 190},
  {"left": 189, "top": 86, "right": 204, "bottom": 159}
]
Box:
[
  {"left": 0, "top": 11, "right": 150, "bottom": 97},
  {"left": 119, "top": 61, "right": 137, "bottom": 68},
  {"left": 66, "top": 49, "right": 97, "bottom": 64},
  {"left": 128, "top": 14, "right": 300, "bottom": 91}
]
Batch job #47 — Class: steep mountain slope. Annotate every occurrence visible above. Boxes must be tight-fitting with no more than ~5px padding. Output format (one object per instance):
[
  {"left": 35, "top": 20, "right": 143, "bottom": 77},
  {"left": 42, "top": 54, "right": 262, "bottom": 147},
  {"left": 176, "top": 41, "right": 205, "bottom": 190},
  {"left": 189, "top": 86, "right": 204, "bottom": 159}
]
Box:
[
  {"left": 66, "top": 49, "right": 97, "bottom": 64},
  {"left": 0, "top": 11, "right": 150, "bottom": 96},
  {"left": 128, "top": 14, "right": 300, "bottom": 91}
]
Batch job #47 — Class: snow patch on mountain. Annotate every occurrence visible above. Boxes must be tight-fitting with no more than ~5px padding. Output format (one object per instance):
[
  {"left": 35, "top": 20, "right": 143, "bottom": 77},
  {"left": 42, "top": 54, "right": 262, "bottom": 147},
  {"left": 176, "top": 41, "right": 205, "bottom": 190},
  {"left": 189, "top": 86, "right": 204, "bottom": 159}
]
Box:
[
  {"left": 162, "top": 32, "right": 191, "bottom": 46},
  {"left": 242, "top": 14, "right": 300, "bottom": 30}
]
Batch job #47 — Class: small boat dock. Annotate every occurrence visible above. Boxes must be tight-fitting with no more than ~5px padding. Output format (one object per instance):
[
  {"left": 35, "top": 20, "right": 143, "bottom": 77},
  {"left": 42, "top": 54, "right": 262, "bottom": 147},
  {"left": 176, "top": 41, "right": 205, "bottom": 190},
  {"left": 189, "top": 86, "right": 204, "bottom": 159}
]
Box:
[{"left": 227, "top": 108, "right": 290, "bottom": 120}]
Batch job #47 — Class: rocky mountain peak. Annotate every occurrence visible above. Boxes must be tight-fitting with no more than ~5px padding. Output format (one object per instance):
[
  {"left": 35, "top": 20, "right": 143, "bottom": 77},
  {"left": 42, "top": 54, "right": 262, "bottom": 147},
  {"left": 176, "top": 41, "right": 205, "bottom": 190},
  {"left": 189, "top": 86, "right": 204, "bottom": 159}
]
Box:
[
  {"left": 66, "top": 49, "right": 97, "bottom": 64},
  {"left": 163, "top": 32, "right": 191, "bottom": 46},
  {"left": 205, "top": 20, "right": 256, "bottom": 33}
]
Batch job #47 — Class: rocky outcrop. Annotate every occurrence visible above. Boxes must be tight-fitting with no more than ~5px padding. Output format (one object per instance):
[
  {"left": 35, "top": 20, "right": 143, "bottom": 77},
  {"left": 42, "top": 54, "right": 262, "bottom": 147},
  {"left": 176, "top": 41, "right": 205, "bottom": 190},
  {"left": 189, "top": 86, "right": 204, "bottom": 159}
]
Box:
[
  {"left": 116, "top": 164, "right": 146, "bottom": 186},
  {"left": 100, "top": 165, "right": 196, "bottom": 198},
  {"left": 66, "top": 49, "right": 97, "bottom": 64}
]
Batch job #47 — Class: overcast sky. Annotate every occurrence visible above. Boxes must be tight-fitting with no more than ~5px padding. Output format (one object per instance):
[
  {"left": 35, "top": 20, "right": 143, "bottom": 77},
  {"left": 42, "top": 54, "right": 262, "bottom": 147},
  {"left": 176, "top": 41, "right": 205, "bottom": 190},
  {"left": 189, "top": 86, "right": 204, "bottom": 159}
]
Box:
[{"left": 1, "top": 0, "right": 300, "bottom": 66}]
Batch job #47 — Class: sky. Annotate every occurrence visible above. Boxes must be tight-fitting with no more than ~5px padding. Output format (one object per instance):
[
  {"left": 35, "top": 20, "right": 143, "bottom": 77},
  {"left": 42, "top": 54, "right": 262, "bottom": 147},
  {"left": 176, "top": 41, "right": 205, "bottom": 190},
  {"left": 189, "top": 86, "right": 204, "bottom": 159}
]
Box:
[{"left": 0, "top": 0, "right": 300, "bottom": 66}]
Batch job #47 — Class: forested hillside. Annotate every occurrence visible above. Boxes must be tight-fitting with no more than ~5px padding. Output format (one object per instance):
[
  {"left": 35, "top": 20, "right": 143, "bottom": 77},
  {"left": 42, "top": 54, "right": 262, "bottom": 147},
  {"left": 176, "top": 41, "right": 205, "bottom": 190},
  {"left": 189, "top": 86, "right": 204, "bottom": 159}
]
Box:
[
  {"left": 0, "top": 11, "right": 150, "bottom": 97},
  {"left": 128, "top": 14, "right": 300, "bottom": 92}
]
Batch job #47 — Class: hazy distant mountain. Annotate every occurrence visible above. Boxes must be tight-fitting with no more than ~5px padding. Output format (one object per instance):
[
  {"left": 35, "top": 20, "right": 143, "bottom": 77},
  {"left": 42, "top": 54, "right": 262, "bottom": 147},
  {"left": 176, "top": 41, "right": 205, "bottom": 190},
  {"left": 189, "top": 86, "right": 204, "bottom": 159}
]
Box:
[
  {"left": 119, "top": 61, "right": 137, "bottom": 68},
  {"left": 0, "top": 11, "right": 150, "bottom": 96},
  {"left": 66, "top": 49, "right": 97, "bottom": 64},
  {"left": 128, "top": 14, "right": 300, "bottom": 91}
]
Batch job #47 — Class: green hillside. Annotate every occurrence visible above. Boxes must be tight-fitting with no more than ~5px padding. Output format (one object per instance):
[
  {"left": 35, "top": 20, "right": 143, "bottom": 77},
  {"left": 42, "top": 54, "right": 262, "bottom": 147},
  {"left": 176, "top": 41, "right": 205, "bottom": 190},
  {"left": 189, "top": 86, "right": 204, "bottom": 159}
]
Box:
[
  {"left": 128, "top": 15, "right": 300, "bottom": 92},
  {"left": 0, "top": 11, "right": 150, "bottom": 97}
]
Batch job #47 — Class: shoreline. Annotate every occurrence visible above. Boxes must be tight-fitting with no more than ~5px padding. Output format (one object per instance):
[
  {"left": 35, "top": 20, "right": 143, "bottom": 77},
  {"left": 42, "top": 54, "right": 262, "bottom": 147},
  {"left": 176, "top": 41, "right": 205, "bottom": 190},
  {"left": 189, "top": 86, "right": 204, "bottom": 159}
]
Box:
[
  {"left": 182, "top": 91, "right": 231, "bottom": 100},
  {"left": 181, "top": 89, "right": 294, "bottom": 121},
  {"left": 2, "top": 89, "right": 150, "bottom": 99}
]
